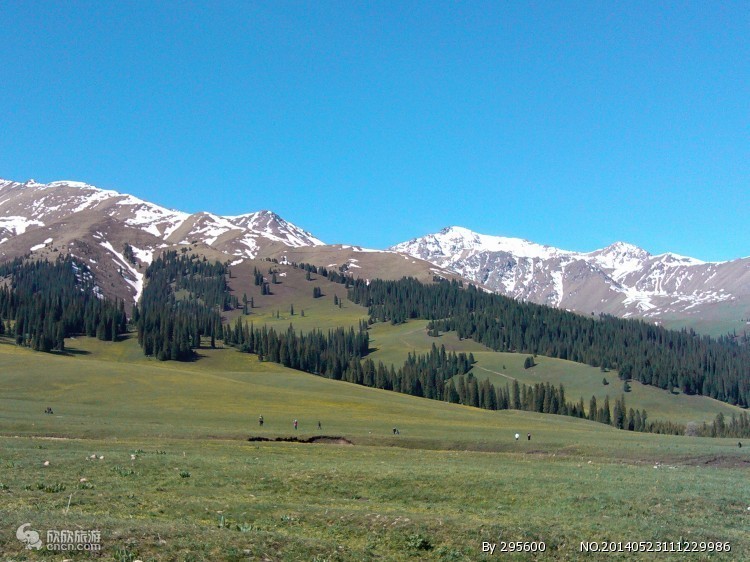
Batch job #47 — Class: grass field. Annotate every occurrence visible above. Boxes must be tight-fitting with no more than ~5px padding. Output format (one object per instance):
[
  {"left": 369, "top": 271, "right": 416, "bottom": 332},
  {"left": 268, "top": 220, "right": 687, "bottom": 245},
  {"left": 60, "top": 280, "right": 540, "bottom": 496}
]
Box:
[{"left": 1, "top": 335, "right": 749, "bottom": 561}]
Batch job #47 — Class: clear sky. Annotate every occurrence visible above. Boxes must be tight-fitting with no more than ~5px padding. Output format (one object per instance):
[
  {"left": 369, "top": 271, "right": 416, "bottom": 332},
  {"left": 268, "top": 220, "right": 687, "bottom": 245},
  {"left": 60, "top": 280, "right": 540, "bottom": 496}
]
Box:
[{"left": 1, "top": 1, "right": 747, "bottom": 260}]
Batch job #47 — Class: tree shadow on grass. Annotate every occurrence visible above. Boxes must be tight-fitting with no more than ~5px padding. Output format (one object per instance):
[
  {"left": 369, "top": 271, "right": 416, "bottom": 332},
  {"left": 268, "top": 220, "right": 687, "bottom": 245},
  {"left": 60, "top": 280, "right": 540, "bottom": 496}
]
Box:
[{"left": 51, "top": 348, "right": 91, "bottom": 357}]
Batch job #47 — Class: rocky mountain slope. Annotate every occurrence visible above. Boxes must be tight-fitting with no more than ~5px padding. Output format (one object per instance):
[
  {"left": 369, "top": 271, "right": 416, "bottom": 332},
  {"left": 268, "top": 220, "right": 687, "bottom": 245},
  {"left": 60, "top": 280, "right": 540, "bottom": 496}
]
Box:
[
  {"left": 1, "top": 177, "right": 747, "bottom": 332},
  {"left": 390, "top": 226, "right": 750, "bottom": 325},
  {"left": 0, "top": 178, "right": 329, "bottom": 302},
  {"left": 0, "top": 178, "right": 449, "bottom": 304}
]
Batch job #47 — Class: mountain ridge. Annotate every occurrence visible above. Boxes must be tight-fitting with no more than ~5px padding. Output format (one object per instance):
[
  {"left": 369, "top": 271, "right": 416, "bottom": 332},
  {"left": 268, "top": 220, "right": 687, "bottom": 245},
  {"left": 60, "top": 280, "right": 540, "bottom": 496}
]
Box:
[
  {"left": 0, "top": 177, "right": 450, "bottom": 305},
  {"left": 389, "top": 226, "right": 750, "bottom": 324},
  {"left": 1, "top": 177, "right": 748, "bottom": 331}
]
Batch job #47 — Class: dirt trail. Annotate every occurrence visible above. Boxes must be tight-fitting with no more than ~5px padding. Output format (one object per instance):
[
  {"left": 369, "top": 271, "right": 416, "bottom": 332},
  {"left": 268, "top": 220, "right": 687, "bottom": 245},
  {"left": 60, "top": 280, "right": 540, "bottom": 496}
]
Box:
[
  {"left": 247, "top": 435, "right": 353, "bottom": 445},
  {"left": 474, "top": 365, "right": 517, "bottom": 381}
]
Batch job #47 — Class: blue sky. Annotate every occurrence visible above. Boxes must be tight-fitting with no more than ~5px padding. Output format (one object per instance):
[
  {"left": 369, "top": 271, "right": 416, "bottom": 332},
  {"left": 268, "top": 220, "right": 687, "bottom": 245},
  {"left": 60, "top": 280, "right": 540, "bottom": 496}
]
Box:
[{"left": 1, "top": 1, "right": 747, "bottom": 260}]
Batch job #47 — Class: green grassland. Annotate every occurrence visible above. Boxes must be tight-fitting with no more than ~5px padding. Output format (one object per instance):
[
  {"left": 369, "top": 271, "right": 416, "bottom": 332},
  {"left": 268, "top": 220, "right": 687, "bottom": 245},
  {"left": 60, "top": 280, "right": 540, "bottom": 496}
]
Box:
[
  {"left": 1, "top": 336, "right": 749, "bottom": 560},
  {"left": 658, "top": 298, "right": 750, "bottom": 339}
]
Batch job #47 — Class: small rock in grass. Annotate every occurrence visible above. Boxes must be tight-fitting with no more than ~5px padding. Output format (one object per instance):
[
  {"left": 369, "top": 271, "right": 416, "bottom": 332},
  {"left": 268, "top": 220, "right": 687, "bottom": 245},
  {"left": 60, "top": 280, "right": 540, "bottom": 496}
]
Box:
[
  {"left": 43, "top": 460, "right": 50, "bottom": 467},
  {"left": 98, "top": 455, "right": 104, "bottom": 460}
]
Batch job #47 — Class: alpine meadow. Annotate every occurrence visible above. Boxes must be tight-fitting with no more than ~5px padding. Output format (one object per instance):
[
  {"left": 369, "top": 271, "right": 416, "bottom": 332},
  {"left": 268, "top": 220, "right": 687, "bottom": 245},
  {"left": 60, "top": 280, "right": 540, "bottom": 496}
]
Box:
[{"left": 1, "top": 3, "right": 749, "bottom": 561}]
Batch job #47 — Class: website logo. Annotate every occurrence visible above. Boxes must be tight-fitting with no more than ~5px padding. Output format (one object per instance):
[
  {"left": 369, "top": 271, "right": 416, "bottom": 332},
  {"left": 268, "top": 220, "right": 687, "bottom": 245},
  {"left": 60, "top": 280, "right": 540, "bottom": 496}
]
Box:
[{"left": 16, "top": 523, "right": 43, "bottom": 550}]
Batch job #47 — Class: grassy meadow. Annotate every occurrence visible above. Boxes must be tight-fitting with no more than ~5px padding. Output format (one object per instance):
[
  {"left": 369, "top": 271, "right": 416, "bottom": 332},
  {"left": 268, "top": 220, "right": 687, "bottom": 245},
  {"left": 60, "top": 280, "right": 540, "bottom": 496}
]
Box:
[{"left": 0, "top": 334, "right": 749, "bottom": 560}]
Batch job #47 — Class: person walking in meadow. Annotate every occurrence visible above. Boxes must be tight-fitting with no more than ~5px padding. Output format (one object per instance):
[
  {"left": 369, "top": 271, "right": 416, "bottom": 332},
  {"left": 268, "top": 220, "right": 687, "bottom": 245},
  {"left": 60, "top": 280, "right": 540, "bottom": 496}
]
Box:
[
  {"left": 294, "top": 419, "right": 298, "bottom": 431},
  {"left": 527, "top": 433, "right": 531, "bottom": 441},
  {"left": 515, "top": 433, "right": 519, "bottom": 441},
  {"left": 258, "top": 415, "right": 264, "bottom": 427},
  {"left": 317, "top": 420, "right": 322, "bottom": 430}
]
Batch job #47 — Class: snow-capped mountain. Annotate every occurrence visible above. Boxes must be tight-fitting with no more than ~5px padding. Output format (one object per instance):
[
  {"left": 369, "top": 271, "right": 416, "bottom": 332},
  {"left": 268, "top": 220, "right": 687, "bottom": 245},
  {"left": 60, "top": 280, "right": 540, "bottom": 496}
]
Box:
[
  {"left": 0, "top": 178, "right": 324, "bottom": 303},
  {"left": 390, "top": 226, "right": 750, "bottom": 321},
  {"left": 2, "top": 177, "right": 748, "bottom": 329}
]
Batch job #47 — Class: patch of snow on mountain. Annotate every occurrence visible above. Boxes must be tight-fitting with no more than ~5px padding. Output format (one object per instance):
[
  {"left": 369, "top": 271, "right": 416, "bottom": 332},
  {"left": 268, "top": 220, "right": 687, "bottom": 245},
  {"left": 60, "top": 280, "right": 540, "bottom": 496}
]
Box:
[
  {"left": 621, "top": 286, "right": 656, "bottom": 312},
  {"left": 71, "top": 189, "right": 118, "bottom": 213},
  {"left": 47, "top": 180, "right": 94, "bottom": 189},
  {"left": 0, "top": 216, "right": 45, "bottom": 235},
  {"left": 236, "top": 235, "right": 260, "bottom": 258},
  {"left": 99, "top": 240, "right": 144, "bottom": 302},
  {"left": 551, "top": 268, "right": 564, "bottom": 306},
  {"left": 119, "top": 198, "right": 188, "bottom": 238},
  {"left": 355, "top": 247, "right": 390, "bottom": 253},
  {"left": 655, "top": 253, "right": 707, "bottom": 266},
  {"left": 131, "top": 246, "right": 154, "bottom": 265}
]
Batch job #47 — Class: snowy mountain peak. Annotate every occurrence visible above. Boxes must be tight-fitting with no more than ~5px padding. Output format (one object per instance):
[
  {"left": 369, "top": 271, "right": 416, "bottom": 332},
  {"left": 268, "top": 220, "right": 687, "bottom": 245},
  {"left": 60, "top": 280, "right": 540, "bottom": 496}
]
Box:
[
  {"left": 391, "top": 226, "right": 745, "bottom": 322},
  {"left": 597, "top": 241, "right": 649, "bottom": 258},
  {"left": 396, "top": 226, "right": 569, "bottom": 261},
  {"left": 0, "top": 175, "right": 324, "bottom": 272},
  {"left": 588, "top": 242, "right": 651, "bottom": 280}
]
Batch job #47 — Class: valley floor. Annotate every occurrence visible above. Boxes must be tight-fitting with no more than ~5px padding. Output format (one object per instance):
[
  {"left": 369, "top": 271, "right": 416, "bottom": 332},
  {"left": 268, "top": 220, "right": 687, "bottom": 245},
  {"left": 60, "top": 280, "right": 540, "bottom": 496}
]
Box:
[{"left": 0, "top": 337, "right": 748, "bottom": 560}]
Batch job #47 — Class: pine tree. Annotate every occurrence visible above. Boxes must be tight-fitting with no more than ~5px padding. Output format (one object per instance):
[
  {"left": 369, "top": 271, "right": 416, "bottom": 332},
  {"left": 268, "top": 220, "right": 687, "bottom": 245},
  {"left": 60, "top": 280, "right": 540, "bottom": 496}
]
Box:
[
  {"left": 511, "top": 379, "right": 521, "bottom": 409},
  {"left": 589, "top": 396, "right": 597, "bottom": 421}
]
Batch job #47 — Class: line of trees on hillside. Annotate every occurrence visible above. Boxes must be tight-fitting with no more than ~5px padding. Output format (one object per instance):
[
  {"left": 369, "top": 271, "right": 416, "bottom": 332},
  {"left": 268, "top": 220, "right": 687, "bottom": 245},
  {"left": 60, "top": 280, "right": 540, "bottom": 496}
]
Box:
[
  {"left": 347, "top": 278, "right": 750, "bottom": 408},
  {"left": 0, "top": 256, "right": 126, "bottom": 351}
]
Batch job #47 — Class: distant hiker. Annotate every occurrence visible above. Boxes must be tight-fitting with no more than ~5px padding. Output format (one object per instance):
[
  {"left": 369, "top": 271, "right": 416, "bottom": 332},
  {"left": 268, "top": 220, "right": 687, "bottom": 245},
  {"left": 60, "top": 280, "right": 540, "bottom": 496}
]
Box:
[
  {"left": 392, "top": 427, "right": 399, "bottom": 435},
  {"left": 258, "top": 415, "right": 264, "bottom": 427},
  {"left": 739, "top": 442, "right": 743, "bottom": 448},
  {"left": 515, "top": 433, "right": 520, "bottom": 441},
  {"left": 293, "top": 419, "right": 298, "bottom": 430},
  {"left": 527, "top": 433, "right": 531, "bottom": 441},
  {"left": 317, "top": 420, "right": 322, "bottom": 430}
]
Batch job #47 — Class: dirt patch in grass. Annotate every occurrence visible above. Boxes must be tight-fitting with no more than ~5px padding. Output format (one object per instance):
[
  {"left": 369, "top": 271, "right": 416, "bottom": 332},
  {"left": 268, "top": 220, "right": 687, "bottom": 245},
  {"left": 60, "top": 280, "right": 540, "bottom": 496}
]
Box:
[
  {"left": 247, "top": 435, "right": 354, "bottom": 445},
  {"left": 679, "top": 455, "right": 750, "bottom": 469}
]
